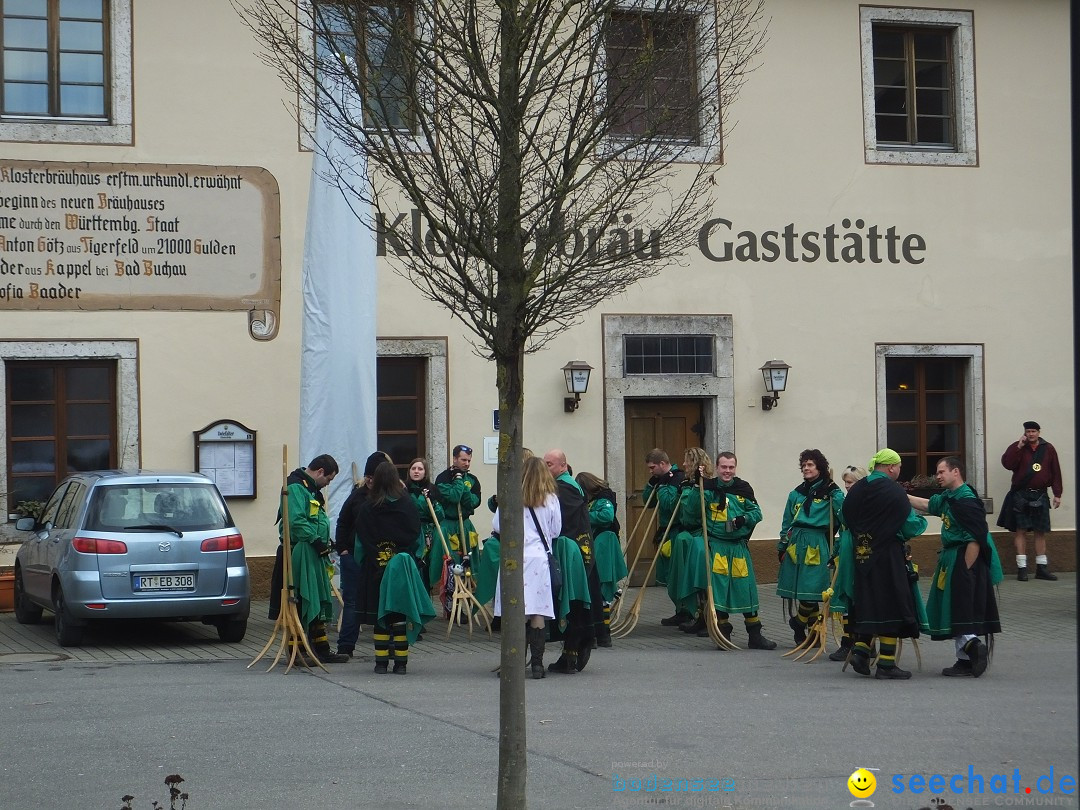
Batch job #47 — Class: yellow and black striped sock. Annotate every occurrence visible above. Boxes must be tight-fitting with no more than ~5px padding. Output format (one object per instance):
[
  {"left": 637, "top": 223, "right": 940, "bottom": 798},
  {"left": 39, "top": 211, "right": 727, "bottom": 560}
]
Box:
[
  {"left": 797, "top": 600, "right": 819, "bottom": 626},
  {"left": 374, "top": 626, "right": 391, "bottom": 661},
  {"left": 392, "top": 622, "right": 408, "bottom": 662},
  {"left": 602, "top": 603, "right": 611, "bottom": 628},
  {"left": 877, "top": 636, "right": 898, "bottom": 668},
  {"left": 743, "top": 613, "right": 758, "bottom": 625},
  {"left": 854, "top": 639, "right": 872, "bottom": 658}
]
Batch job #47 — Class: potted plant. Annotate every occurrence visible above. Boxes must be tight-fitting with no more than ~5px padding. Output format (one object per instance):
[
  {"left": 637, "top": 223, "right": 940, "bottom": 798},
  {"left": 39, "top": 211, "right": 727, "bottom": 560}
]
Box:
[{"left": 13, "top": 500, "right": 45, "bottom": 521}]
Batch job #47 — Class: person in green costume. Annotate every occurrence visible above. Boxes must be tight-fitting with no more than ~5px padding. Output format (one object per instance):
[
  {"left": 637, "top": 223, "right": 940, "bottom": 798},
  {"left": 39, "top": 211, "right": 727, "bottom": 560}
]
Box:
[
  {"left": 576, "top": 470, "right": 628, "bottom": 648},
  {"left": 406, "top": 457, "right": 442, "bottom": 586},
  {"left": 356, "top": 461, "right": 434, "bottom": 674},
  {"left": 777, "top": 449, "right": 845, "bottom": 645},
  {"left": 270, "top": 454, "right": 350, "bottom": 664},
  {"left": 434, "top": 445, "right": 483, "bottom": 612},
  {"left": 674, "top": 449, "right": 776, "bottom": 649},
  {"left": 641, "top": 449, "right": 688, "bottom": 628},
  {"left": 827, "top": 465, "right": 866, "bottom": 661},
  {"left": 908, "top": 456, "right": 1002, "bottom": 677}
]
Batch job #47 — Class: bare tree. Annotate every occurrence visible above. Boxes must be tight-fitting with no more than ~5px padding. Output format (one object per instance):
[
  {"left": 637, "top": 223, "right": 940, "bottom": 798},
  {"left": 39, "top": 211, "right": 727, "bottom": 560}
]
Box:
[{"left": 234, "top": 0, "right": 767, "bottom": 805}]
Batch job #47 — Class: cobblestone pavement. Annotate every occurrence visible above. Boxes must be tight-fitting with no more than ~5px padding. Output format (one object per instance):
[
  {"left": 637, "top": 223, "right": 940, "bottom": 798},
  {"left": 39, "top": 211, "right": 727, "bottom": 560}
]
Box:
[{"left": 1, "top": 574, "right": 1073, "bottom": 664}]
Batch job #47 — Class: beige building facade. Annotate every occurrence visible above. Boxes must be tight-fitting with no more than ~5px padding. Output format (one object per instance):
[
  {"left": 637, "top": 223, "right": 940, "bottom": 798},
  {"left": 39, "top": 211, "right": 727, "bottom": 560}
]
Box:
[{"left": 0, "top": 0, "right": 1072, "bottom": 582}]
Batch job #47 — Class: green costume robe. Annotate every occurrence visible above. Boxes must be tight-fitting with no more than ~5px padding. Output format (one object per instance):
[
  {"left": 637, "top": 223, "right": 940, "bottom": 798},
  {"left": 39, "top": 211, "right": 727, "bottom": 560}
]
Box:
[
  {"left": 641, "top": 464, "right": 684, "bottom": 587},
  {"left": 407, "top": 481, "right": 443, "bottom": 562},
  {"left": 829, "top": 527, "right": 855, "bottom": 614},
  {"left": 588, "top": 492, "right": 629, "bottom": 602},
  {"left": 776, "top": 478, "right": 844, "bottom": 600},
  {"left": 924, "top": 484, "right": 1003, "bottom": 640},
  {"left": 433, "top": 468, "right": 481, "bottom": 589},
  {"left": 672, "top": 478, "right": 763, "bottom": 615},
  {"left": 377, "top": 552, "right": 437, "bottom": 644},
  {"left": 278, "top": 471, "right": 334, "bottom": 632}
]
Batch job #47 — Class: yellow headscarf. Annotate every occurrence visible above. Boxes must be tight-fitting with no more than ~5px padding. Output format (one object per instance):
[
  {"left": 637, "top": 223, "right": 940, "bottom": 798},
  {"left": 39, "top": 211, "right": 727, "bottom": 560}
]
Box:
[{"left": 868, "top": 448, "right": 901, "bottom": 470}]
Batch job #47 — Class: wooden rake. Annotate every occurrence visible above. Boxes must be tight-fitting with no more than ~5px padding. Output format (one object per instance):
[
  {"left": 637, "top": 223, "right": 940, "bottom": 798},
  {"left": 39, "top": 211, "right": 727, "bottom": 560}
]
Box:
[
  {"left": 248, "top": 445, "right": 327, "bottom": 674},
  {"left": 698, "top": 479, "right": 739, "bottom": 651},
  {"left": 610, "top": 502, "right": 678, "bottom": 638},
  {"left": 426, "top": 496, "right": 491, "bottom": 638},
  {"left": 608, "top": 488, "right": 657, "bottom": 627}
]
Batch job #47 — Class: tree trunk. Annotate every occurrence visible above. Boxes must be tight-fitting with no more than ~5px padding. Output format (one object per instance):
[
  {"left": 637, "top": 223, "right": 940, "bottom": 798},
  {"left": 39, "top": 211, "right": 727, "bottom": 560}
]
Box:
[{"left": 496, "top": 350, "right": 527, "bottom": 809}]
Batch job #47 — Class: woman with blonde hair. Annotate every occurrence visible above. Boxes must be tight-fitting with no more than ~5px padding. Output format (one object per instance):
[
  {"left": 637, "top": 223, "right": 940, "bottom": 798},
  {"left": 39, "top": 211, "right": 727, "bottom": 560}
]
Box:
[{"left": 493, "top": 455, "right": 561, "bottom": 679}]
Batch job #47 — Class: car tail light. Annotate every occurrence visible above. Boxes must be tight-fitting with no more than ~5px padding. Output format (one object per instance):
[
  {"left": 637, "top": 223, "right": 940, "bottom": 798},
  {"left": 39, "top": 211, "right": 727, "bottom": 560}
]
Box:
[
  {"left": 73, "top": 537, "right": 128, "bottom": 554},
  {"left": 85, "top": 603, "right": 107, "bottom": 610},
  {"left": 221, "top": 598, "right": 241, "bottom": 606},
  {"left": 201, "top": 533, "right": 244, "bottom": 552}
]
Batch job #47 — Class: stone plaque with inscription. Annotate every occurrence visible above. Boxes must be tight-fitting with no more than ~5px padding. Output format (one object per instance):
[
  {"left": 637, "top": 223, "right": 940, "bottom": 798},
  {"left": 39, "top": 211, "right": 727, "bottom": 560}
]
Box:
[{"left": 0, "top": 161, "right": 281, "bottom": 339}]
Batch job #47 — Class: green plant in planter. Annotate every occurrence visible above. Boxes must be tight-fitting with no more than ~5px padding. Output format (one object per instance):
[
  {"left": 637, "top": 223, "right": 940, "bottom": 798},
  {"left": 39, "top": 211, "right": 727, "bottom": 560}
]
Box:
[{"left": 14, "top": 500, "right": 45, "bottom": 520}]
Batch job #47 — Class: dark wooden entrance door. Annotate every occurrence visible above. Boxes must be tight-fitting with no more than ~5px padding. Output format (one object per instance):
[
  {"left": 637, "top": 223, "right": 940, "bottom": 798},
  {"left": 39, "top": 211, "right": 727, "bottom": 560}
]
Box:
[{"left": 623, "top": 399, "right": 704, "bottom": 584}]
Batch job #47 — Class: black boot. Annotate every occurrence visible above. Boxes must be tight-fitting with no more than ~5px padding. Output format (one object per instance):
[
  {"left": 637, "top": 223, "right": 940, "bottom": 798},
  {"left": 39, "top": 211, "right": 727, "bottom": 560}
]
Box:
[
  {"left": 1017, "top": 566, "right": 1029, "bottom": 581},
  {"left": 963, "top": 637, "right": 988, "bottom": 677},
  {"left": 576, "top": 638, "right": 593, "bottom": 672},
  {"left": 850, "top": 650, "right": 871, "bottom": 676},
  {"left": 548, "top": 649, "right": 578, "bottom": 674},
  {"left": 491, "top": 616, "right": 502, "bottom": 631},
  {"left": 661, "top": 609, "right": 692, "bottom": 627},
  {"left": 789, "top": 615, "right": 806, "bottom": 645},
  {"left": 942, "top": 659, "right": 973, "bottom": 677},
  {"left": 829, "top": 636, "right": 853, "bottom": 662},
  {"left": 312, "top": 639, "right": 351, "bottom": 664},
  {"left": 392, "top": 661, "right": 407, "bottom": 675},
  {"left": 374, "top": 660, "right": 389, "bottom": 674},
  {"left": 527, "top": 626, "right": 546, "bottom": 679},
  {"left": 875, "top": 664, "right": 912, "bottom": 680},
  {"left": 1035, "top": 564, "right": 1058, "bottom": 581},
  {"left": 596, "top": 626, "right": 612, "bottom": 648},
  {"left": 680, "top": 613, "right": 706, "bottom": 634},
  {"left": 745, "top": 622, "right": 776, "bottom": 650}
]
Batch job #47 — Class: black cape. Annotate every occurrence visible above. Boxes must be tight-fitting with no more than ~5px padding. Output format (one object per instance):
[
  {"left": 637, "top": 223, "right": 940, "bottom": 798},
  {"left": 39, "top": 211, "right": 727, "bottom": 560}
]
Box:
[{"left": 355, "top": 494, "right": 421, "bottom": 625}]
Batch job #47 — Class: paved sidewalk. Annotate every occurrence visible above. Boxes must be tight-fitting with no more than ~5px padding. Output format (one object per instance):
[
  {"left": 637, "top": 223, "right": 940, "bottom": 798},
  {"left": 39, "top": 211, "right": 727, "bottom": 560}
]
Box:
[{"left": 0, "top": 576, "right": 1075, "bottom": 809}]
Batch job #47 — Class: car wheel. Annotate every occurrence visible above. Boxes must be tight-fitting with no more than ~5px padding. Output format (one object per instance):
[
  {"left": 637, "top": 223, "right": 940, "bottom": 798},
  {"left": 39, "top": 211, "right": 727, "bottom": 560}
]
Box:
[
  {"left": 53, "top": 585, "right": 84, "bottom": 647},
  {"left": 216, "top": 616, "right": 247, "bottom": 643},
  {"left": 13, "top": 567, "right": 43, "bottom": 625}
]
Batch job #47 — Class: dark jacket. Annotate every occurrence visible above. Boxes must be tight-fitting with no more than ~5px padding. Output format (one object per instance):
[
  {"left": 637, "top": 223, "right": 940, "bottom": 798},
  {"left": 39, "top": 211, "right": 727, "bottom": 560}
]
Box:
[{"left": 355, "top": 494, "right": 421, "bottom": 624}]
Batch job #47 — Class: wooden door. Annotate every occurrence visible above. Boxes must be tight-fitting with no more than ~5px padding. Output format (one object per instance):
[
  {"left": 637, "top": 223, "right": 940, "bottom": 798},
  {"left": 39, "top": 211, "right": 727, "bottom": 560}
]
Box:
[{"left": 623, "top": 399, "right": 704, "bottom": 585}]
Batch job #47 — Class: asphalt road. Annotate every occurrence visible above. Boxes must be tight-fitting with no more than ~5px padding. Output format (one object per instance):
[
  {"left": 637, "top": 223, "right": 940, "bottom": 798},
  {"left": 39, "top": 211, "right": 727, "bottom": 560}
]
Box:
[{"left": 0, "top": 576, "right": 1075, "bottom": 809}]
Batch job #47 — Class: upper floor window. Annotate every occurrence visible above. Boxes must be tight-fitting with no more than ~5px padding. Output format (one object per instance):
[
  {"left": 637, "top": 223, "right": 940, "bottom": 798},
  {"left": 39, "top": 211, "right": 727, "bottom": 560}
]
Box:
[
  {"left": 0, "top": 0, "right": 130, "bottom": 143},
  {"left": 606, "top": 11, "right": 699, "bottom": 143},
  {"left": 316, "top": 1, "right": 415, "bottom": 132},
  {"left": 860, "top": 7, "right": 976, "bottom": 166},
  {"left": 2, "top": 0, "right": 108, "bottom": 120}
]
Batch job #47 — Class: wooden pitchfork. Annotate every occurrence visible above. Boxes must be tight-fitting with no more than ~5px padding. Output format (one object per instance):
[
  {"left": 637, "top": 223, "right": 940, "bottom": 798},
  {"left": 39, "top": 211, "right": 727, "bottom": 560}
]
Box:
[
  {"left": 426, "top": 495, "right": 491, "bottom": 638},
  {"left": 610, "top": 502, "right": 680, "bottom": 638},
  {"left": 248, "top": 445, "right": 326, "bottom": 673},
  {"left": 609, "top": 488, "right": 657, "bottom": 627},
  {"left": 698, "top": 478, "right": 739, "bottom": 651}
]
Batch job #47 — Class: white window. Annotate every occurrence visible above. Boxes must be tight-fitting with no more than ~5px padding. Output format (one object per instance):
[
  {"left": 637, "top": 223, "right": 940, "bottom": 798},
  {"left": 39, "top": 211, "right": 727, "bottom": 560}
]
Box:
[
  {"left": 860, "top": 7, "right": 976, "bottom": 166},
  {"left": 0, "top": 0, "right": 132, "bottom": 144}
]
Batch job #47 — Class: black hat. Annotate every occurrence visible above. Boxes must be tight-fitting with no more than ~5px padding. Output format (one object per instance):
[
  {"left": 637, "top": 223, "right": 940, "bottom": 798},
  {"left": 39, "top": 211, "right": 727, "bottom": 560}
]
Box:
[
  {"left": 364, "top": 451, "right": 390, "bottom": 477},
  {"left": 1023, "top": 421, "right": 1041, "bottom": 431}
]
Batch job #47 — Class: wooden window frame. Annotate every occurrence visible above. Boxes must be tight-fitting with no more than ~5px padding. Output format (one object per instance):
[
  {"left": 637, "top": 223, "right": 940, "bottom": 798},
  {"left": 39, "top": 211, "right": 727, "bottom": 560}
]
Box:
[
  {"left": 884, "top": 356, "right": 965, "bottom": 482},
  {"left": 0, "top": 0, "right": 112, "bottom": 121},
  {"left": 871, "top": 25, "right": 954, "bottom": 150},
  {"left": 5, "top": 359, "right": 118, "bottom": 512}
]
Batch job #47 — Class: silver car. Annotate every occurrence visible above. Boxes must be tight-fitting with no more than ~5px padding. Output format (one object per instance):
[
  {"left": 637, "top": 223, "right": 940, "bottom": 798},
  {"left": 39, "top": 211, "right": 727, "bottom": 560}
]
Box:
[{"left": 12, "top": 471, "right": 250, "bottom": 646}]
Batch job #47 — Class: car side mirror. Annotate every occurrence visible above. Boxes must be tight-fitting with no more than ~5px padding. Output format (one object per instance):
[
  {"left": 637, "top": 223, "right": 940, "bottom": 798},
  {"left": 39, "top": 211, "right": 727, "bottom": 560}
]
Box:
[{"left": 14, "top": 517, "right": 36, "bottom": 531}]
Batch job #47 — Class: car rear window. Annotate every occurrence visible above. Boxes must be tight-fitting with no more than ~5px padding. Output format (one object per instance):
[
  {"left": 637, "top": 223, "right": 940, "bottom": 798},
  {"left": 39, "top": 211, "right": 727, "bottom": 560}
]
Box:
[{"left": 85, "top": 484, "right": 232, "bottom": 532}]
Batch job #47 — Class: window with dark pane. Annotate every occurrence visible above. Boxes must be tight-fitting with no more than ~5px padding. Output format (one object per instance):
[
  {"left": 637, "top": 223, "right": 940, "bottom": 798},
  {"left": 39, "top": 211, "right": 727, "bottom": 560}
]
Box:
[
  {"left": 1, "top": 0, "right": 109, "bottom": 119},
  {"left": 315, "top": 0, "right": 415, "bottom": 132},
  {"left": 606, "top": 11, "right": 699, "bottom": 142},
  {"left": 884, "top": 356, "right": 965, "bottom": 483},
  {"left": 5, "top": 359, "right": 116, "bottom": 512},
  {"left": 872, "top": 24, "right": 953, "bottom": 149},
  {"left": 376, "top": 356, "right": 426, "bottom": 476},
  {"left": 622, "top": 335, "right": 713, "bottom": 375}
]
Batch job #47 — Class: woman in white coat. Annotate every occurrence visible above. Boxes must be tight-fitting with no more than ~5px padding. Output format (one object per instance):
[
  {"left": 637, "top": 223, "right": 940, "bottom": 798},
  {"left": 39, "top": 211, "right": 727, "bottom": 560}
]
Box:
[{"left": 494, "top": 455, "right": 562, "bottom": 679}]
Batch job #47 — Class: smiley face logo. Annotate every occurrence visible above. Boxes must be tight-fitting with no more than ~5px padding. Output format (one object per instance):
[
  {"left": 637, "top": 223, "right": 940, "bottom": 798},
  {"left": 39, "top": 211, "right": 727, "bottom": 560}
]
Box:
[{"left": 848, "top": 768, "right": 877, "bottom": 798}]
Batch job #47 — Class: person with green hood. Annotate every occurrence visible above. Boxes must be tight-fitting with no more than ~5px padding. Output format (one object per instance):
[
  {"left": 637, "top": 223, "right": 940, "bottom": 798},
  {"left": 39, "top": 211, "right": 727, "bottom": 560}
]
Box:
[
  {"left": 576, "top": 470, "right": 628, "bottom": 648},
  {"left": 841, "top": 448, "right": 928, "bottom": 680},
  {"left": 270, "top": 454, "right": 350, "bottom": 664},
  {"left": 355, "top": 461, "right": 435, "bottom": 674},
  {"left": 908, "top": 456, "right": 1002, "bottom": 677},
  {"left": 777, "top": 448, "right": 845, "bottom": 645},
  {"left": 641, "top": 449, "right": 688, "bottom": 627}
]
